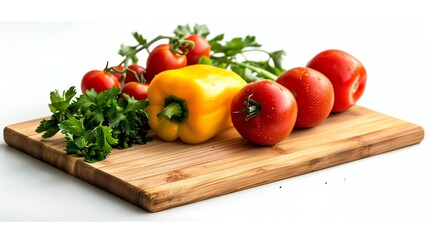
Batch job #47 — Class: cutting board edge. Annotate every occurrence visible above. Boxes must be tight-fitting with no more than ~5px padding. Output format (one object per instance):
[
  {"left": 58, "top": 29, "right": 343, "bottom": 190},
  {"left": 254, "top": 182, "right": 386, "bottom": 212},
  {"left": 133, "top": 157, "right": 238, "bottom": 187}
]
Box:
[
  {"left": 140, "top": 122, "right": 425, "bottom": 212},
  {"left": 3, "top": 125, "right": 151, "bottom": 210}
]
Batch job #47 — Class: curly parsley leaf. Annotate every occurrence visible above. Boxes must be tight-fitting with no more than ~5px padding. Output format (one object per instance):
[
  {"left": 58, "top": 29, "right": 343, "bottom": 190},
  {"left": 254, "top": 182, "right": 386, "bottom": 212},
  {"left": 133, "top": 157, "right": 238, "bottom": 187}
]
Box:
[
  {"left": 36, "top": 86, "right": 77, "bottom": 138},
  {"left": 36, "top": 87, "right": 151, "bottom": 163},
  {"left": 58, "top": 117, "right": 85, "bottom": 136}
]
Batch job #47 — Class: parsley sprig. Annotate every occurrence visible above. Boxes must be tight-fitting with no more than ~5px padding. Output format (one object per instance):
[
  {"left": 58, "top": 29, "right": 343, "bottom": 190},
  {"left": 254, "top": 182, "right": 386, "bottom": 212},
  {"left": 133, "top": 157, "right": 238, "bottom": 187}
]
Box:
[
  {"left": 208, "top": 34, "right": 286, "bottom": 82},
  {"left": 36, "top": 86, "right": 151, "bottom": 163}
]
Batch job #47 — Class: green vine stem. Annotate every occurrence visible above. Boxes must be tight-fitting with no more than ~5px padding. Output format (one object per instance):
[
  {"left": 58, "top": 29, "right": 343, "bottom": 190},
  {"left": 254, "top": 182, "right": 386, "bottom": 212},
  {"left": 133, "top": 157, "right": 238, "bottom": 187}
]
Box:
[{"left": 235, "top": 62, "right": 278, "bottom": 80}]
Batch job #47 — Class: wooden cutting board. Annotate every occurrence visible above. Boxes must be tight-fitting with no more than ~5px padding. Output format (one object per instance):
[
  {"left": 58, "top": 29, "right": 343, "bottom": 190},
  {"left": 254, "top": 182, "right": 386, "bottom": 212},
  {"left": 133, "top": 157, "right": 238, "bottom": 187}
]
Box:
[{"left": 3, "top": 106, "right": 424, "bottom": 212}]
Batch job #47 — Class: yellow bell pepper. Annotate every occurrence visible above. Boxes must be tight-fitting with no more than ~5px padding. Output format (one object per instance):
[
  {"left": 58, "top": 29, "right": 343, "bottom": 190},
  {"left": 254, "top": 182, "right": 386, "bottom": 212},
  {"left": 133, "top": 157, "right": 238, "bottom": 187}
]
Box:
[{"left": 146, "top": 64, "right": 247, "bottom": 144}]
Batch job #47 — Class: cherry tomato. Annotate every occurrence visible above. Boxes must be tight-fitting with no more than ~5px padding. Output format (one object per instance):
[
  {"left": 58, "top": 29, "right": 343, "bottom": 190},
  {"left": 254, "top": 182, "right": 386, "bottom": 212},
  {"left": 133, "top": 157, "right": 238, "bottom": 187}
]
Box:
[
  {"left": 145, "top": 44, "right": 187, "bottom": 82},
  {"left": 81, "top": 70, "right": 120, "bottom": 94},
  {"left": 306, "top": 49, "right": 367, "bottom": 113},
  {"left": 121, "top": 82, "right": 149, "bottom": 100},
  {"left": 277, "top": 67, "right": 334, "bottom": 128},
  {"left": 185, "top": 34, "right": 211, "bottom": 65},
  {"left": 124, "top": 64, "right": 146, "bottom": 84},
  {"left": 110, "top": 66, "right": 125, "bottom": 82},
  {"left": 110, "top": 64, "right": 146, "bottom": 85},
  {"left": 231, "top": 80, "right": 297, "bottom": 146}
]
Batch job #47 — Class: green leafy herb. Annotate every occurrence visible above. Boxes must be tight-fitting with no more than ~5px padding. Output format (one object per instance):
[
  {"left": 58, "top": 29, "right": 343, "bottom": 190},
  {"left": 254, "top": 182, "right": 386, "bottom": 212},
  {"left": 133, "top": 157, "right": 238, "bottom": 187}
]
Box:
[
  {"left": 36, "top": 87, "right": 151, "bottom": 163},
  {"left": 35, "top": 86, "right": 78, "bottom": 138},
  {"left": 174, "top": 24, "right": 210, "bottom": 38},
  {"left": 208, "top": 33, "right": 286, "bottom": 82}
]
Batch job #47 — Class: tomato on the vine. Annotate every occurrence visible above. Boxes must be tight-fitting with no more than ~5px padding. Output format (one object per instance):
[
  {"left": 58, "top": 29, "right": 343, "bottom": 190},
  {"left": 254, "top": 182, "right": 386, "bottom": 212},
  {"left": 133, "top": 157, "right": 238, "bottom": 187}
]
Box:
[
  {"left": 124, "top": 64, "right": 146, "bottom": 84},
  {"left": 185, "top": 34, "right": 211, "bottom": 65},
  {"left": 231, "top": 80, "right": 297, "bottom": 146},
  {"left": 110, "top": 64, "right": 146, "bottom": 85},
  {"left": 306, "top": 49, "right": 367, "bottom": 113},
  {"left": 277, "top": 67, "right": 334, "bottom": 128},
  {"left": 121, "top": 82, "right": 149, "bottom": 100},
  {"left": 81, "top": 70, "right": 120, "bottom": 94},
  {"left": 145, "top": 44, "right": 187, "bottom": 82},
  {"left": 110, "top": 66, "right": 125, "bottom": 82}
]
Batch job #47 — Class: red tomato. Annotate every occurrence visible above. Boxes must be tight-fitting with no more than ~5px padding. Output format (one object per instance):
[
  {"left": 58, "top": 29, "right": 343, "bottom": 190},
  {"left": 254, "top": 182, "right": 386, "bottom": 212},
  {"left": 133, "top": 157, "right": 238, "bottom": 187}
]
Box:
[
  {"left": 110, "top": 64, "right": 146, "bottom": 84},
  {"left": 121, "top": 82, "right": 149, "bottom": 100},
  {"left": 81, "top": 70, "right": 120, "bottom": 94},
  {"left": 306, "top": 49, "right": 367, "bottom": 113},
  {"left": 231, "top": 80, "right": 297, "bottom": 146},
  {"left": 110, "top": 66, "right": 125, "bottom": 82},
  {"left": 185, "top": 34, "right": 211, "bottom": 65},
  {"left": 145, "top": 44, "right": 187, "bottom": 82},
  {"left": 277, "top": 67, "right": 334, "bottom": 128},
  {"left": 124, "top": 64, "right": 146, "bottom": 84}
]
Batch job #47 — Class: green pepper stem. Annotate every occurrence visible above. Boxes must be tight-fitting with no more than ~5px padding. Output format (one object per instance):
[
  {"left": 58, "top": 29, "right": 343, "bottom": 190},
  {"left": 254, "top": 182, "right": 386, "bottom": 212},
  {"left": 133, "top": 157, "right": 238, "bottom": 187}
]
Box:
[
  {"left": 157, "top": 102, "right": 182, "bottom": 120},
  {"left": 157, "top": 96, "right": 189, "bottom": 123}
]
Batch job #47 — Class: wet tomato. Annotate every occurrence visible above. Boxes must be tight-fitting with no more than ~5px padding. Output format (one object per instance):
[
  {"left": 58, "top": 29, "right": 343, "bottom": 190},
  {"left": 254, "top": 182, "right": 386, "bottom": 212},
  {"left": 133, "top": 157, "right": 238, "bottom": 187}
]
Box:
[
  {"left": 231, "top": 80, "right": 297, "bottom": 146},
  {"left": 307, "top": 49, "right": 367, "bottom": 113},
  {"left": 277, "top": 67, "right": 334, "bottom": 128}
]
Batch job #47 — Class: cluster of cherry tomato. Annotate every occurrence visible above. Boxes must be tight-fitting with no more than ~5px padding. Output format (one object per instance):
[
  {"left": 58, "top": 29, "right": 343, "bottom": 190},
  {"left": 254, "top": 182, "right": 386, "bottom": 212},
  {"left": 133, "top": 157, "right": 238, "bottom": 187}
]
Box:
[
  {"left": 80, "top": 34, "right": 211, "bottom": 100},
  {"left": 231, "top": 49, "right": 367, "bottom": 146}
]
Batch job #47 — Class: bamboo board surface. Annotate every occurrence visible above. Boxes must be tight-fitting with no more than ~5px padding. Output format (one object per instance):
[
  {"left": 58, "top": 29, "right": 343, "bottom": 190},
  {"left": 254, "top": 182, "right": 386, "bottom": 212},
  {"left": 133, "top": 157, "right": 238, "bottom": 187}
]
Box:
[{"left": 3, "top": 106, "right": 425, "bottom": 212}]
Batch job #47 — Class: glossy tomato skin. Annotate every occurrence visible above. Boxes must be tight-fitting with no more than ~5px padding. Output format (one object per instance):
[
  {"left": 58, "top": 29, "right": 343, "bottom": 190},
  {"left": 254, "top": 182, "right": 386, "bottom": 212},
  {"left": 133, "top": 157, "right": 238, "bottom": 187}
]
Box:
[
  {"left": 231, "top": 80, "right": 297, "bottom": 146},
  {"left": 81, "top": 70, "right": 120, "bottom": 94},
  {"left": 185, "top": 34, "right": 211, "bottom": 65},
  {"left": 307, "top": 49, "right": 367, "bottom": 113},
  {"left": 145, "top": 44, "right": 187, "bottom": 82},
  {"left": 277, "top": 67, "right": 334, "bottom": 128},
  {"left": 111, "top": 64, "right": 146, "bottom": 84},
  {"left": 111, "top": 66, "right": 125, "bottom": 82},
  {"left": 121, "top": 82, "right": 149, "bottom": 100},
  {"left": 124, "top": 64, "right": 146, "bottom": 84}
]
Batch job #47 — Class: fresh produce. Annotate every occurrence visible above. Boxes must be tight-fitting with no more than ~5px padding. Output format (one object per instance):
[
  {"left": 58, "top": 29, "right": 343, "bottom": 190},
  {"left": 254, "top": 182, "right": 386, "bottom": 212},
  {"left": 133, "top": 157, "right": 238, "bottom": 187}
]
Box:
[
  {"left": 306, "top": 49, "right": 367, "bottom": 113},
  {"left": 115, "top": 24, "right": 285, "bottom": 83},
  {"left": 146, "top": 64, "right": 247, "bottom": 144},
  {"left": 110, "top": 65, "right": 125, "bottom": 82},
  {"left": 121, "top": 82, "right": 149, "bottom": 100},
  {"left": 36, "top": 87, "right": 151, "bottom": 162},
  {"left": 231, "top": 80, "right": 297, "bottom": 145},
  {"left": 37, "top": 23, "right": 369, "bottom": 163},
  {"left": 144, "top": 44, "right": 188, "bottom": 82},
  {"left": 110, "top": 64, "right": 146, "bottom": 84},
  {"left": 124, "top": 64, "right": 146, "bottom": 84},
  {"left": 184, "top": 34, "right": 211, "bottom": 65},
  {"left": 81, "top": 70, "right": 120, "bottom": 94},
  {"left": 174, "top": 24, "right": 211, "bottom": 65},
  {"left": 276, "top": 67, "right": 334, "bottom": 128}
]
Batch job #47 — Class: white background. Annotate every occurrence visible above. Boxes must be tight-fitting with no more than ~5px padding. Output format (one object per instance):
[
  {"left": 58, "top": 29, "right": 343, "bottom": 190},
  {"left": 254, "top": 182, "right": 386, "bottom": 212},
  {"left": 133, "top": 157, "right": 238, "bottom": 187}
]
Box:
[{"left": 1, "top": 0, "right": 428, "bottom": 239}]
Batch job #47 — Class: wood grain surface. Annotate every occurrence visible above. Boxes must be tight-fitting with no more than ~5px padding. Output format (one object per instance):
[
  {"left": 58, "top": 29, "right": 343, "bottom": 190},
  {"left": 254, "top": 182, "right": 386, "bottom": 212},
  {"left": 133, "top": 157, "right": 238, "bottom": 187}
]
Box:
[{"left": 3, "top": 106, "right": 424, "bottom": 212}]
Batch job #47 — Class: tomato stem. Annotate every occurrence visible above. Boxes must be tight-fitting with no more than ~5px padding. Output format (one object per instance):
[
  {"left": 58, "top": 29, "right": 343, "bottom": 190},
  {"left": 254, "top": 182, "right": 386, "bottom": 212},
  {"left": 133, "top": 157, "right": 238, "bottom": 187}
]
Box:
[
  {"left": 233, "top": 94, "right": 261, "bottom": 121},
  {"left": 352, "top": 80, "right": 359, "bottom": 93},
  {"left": 170, "top": 38, "right": 195, "bottom": 55},
  {"left": 119, "top": 35, "right": 172, "bottom": 66},
  {"left": 104, "top": 61, "right": 110, "bottom": 71}
]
